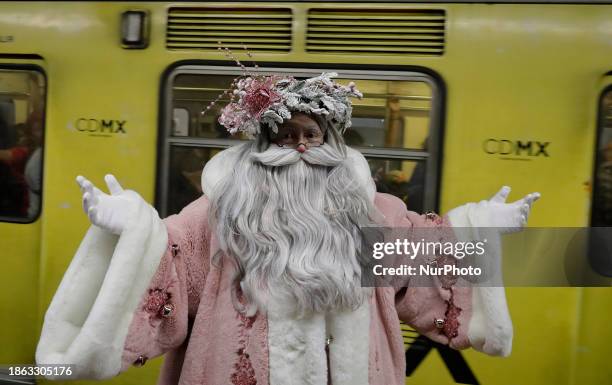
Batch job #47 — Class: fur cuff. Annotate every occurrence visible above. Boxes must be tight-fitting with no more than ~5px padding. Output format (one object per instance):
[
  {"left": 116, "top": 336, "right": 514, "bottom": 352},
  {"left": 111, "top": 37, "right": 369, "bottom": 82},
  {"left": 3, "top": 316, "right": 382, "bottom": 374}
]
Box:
[
  {"left": 447, "top": 203, "right": 513, "bottom": 357},
  {"left": 35, "top": 194, "right": 168, "bottom": 379}
]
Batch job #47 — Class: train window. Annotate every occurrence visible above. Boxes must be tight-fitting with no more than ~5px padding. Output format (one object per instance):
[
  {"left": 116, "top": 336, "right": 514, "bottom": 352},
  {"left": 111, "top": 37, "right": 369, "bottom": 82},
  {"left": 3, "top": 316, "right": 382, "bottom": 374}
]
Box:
[
  {"left": 0, "top": 69, "right": 45, "bottom": 222},
  {"left": 347, "top": 79, "right": 433, "bottom": 151},
  {"left": 171, "top": 73, "right": 250, "bottom": 141},
  {"left": 368, "top": 158, "right": 428, "bottom": 214},
  {"left": 592, "top": 88, "right": 612, "bottom": 226},
  {"left": 166, "top": 145, "right": 224, "bottom": 215},
  {"left": 159, "top": 66, "right": 441, "bottom": 216},
  {"left": 171, "top": 73, "right": 433, "bottom": 150}
]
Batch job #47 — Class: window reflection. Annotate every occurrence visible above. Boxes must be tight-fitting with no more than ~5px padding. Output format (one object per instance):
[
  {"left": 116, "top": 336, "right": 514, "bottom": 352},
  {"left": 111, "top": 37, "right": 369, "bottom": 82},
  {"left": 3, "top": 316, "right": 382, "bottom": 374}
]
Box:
[
  {"left": 0, "top": 70, "right": 45, "bottom": 221},
  {"left": 367, "top": 158, "right": 425, "bottom": 213},
  {"left": 171, "top": 73, "right": 433, "bottom": 151},
  {"left": 172, "top": 74, "right": 249, "bottom": 140},
  {"left": 166, "top": 146, "right": 221, "bottom": 215},
  {"left": 164, "top": 69, "right": 438, "bottom": 216},
  {"left": 347, "top": 79, "right": 432, "bottom": 150}
]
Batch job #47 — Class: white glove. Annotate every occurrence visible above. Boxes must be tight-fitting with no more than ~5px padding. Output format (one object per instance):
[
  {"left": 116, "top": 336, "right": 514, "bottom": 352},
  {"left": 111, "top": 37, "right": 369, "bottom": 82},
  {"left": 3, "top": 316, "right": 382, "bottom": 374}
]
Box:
[
  {"left": 76, "top": 174, "right": 140, "bottom": 235},
  {"left": 482, "top": 186, "right": 540, "bottom": 234}
]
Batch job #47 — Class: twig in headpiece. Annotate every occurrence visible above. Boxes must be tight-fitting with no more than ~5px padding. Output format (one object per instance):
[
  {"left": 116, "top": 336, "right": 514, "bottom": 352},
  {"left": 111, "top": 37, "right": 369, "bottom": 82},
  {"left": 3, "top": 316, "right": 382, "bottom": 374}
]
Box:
[
  {"left": 201, "top": 41, "right": 258, "bottom": 116},
  {"left": 201, "top": 42, "right": 362, "bottom": 137},
  {"left": 242, "top": 44, "right": 258, "bottom": 70},
  {"left": 201, "top": 77, "right": 240, "bottom": 115},
  {"left": 218, "top": 41, "right": 254, "bottom": 77}
]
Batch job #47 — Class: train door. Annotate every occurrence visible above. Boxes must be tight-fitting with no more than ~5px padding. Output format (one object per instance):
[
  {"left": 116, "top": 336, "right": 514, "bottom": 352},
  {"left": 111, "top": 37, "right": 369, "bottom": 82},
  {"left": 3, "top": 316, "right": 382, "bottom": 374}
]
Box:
[
  {"left": 572, "top": 75, "right": 612, "bottom": 385},
  {"left": 0, "top": 62, "right": 46, "bottom": 370},
  {"left": 591, "top": 77, "right": 612, "bottom": 229}
]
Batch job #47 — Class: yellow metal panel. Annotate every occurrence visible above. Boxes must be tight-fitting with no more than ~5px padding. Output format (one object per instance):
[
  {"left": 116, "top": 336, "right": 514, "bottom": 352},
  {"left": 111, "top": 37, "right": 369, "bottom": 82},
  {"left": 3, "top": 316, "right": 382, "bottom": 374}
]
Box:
[
  {"left": 0, "top": 2, "right": 609, "bottom": 385},
  {"left": 0, "top": 220, "right": 40, "bottom": 364},
  {"left": 573, "top": 288, "right": 612, "bottom": 385}
]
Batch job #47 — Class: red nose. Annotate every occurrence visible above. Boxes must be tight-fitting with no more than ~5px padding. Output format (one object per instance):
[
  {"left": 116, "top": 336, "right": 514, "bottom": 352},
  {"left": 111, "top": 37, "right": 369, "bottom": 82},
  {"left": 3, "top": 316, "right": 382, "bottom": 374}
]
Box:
[{"left": 296, "top": 144, "right": 306, "bottom": 153}]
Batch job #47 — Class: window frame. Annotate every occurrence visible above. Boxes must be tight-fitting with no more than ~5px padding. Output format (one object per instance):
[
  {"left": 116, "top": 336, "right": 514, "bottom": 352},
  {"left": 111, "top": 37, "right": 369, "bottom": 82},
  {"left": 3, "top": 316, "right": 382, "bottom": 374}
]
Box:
[
  {"left": 590, "top": 83, "right": 612, "bottom": 227},
  {"left": 0, "top": 64, "right": 46, "bottom": 224},
  {"left": 157, "top": 64, "right": 444, "bottom": 218}
]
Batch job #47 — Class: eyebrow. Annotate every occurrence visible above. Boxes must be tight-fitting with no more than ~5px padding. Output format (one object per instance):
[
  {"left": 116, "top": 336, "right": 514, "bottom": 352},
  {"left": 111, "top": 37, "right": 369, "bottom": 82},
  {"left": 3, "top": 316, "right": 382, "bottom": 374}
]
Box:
[
  {"left": 278, "top": 122, "right": 321, "bottom": 132},
  {"left": 299, "top": 121, "right": 321, "bottom": 129}
]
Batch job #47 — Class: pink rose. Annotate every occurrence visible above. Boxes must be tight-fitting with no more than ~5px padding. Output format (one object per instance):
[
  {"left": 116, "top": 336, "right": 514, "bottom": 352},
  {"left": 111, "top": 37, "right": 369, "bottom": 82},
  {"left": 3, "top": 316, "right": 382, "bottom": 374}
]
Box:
[{"left": 241, "top": 77, "right": 281, "bottom": 118}]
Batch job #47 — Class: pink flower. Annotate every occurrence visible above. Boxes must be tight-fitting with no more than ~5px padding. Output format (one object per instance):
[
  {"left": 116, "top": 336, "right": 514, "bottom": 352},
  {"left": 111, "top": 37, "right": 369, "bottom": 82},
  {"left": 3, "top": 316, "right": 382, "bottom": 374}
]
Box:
[
  {"left": 219, "top": 103, "right": 249, "bottom": 134},
  {"left": 144, "top": 288, "right": 170, "bottom": 315},
  {"left": 241, "top": 77, "right": 281, "bottom": 118}
]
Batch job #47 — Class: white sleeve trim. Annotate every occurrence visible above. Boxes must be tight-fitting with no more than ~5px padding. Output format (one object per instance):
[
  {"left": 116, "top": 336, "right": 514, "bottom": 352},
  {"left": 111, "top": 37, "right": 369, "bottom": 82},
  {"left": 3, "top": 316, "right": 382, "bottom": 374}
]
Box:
[
  {"left": 35, "top": 193, "right": 168, "bottom": 379},
  {"left": 447, "top": 203, "right": 513, "bottom": 357}
]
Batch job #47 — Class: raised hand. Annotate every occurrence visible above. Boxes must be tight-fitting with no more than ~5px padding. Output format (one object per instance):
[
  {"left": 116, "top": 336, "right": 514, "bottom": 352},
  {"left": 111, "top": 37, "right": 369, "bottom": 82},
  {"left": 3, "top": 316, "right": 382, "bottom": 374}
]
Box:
[
  {"left": 485, "top": 186, "right": 540, "bottom": 234},
  {"left": 76, "top": 174, "right": 140, "bottom": 235}
]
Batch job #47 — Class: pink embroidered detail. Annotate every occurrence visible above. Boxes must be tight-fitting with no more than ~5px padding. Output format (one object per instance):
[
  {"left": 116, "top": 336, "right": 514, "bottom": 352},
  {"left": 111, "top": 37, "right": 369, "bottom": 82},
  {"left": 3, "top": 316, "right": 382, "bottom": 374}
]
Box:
[
  {"left": 144, "top": 288, "right": 170, "bottom": 316},
  {"left": 434, "top": 255, "right": 459, "bottom": 289},
  {"left": 240, "top": 312, "right": 255, "bottom": 330},
  {"left": 231, "top": 287, "right": 257, "bottom": 385},
  {"left": 440, "top": 287, "right": 462, "bottom": 343},
  {"left": 231, "top": 349, "right": 257, "bottom": 385},
  {"left": 426, "top": 209, "right": 462, "bottom": 344}
]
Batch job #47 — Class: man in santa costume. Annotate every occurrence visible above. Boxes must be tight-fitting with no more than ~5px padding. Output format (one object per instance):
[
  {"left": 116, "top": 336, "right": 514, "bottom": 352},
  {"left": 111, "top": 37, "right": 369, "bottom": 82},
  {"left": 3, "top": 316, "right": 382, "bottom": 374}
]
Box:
[{"left": 36, "top": 72, "right": 539, "bottom": 385}]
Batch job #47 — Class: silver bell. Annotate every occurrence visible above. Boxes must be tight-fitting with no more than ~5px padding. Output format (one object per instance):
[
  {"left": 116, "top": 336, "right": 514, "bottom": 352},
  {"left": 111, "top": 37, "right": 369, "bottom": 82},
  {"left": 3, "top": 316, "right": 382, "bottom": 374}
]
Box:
[{"left": 161, "top": 303, "right": 174, "bottom": 317}]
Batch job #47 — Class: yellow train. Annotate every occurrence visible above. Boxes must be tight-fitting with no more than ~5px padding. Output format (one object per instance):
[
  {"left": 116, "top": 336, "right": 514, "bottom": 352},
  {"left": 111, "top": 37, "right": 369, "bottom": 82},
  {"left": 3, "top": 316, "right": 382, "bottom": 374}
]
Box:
[{"left": 0, "top": 2, "right": 611, "bottom": 384}]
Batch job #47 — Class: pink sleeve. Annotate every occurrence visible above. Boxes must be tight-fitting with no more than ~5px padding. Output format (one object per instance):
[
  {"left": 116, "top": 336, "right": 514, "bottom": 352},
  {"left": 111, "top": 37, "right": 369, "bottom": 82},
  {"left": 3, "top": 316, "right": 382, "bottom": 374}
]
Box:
[
  {"left": 374, "top": 193, "right": 473, "bottom": 350},
  {"left": 394, "top": 216, "right": 473, "bottom": 350},
  {"left": 120, "top": 196, "right": 211, "bottom": 370}
]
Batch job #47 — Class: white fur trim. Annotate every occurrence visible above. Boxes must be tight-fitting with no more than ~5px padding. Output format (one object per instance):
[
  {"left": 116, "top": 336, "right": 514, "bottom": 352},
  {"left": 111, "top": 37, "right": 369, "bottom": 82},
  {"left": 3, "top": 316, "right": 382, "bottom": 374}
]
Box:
[
  {"left": 344, "top": 146, "right": 376, "bottom": 203},
  {"left": 35, "top": 194, "right": 167, "bottom": 379},
  {"left": 201, "top": 144, "right": 376, "bottom": 203},
  {"left": 268, "top": 306, "right": 327, "bottom": 385},
  {"left": 327, "top": 303, "right": 370, "bottom": 385},
  {"left": 447, "top": 203, "right": 513, "bottom": 357},
  {"left": 268, "top": 299, "right": 370, "bottom": 385},
  {"left": 201, "top": 144, "right": 243, "bottom": 198}
]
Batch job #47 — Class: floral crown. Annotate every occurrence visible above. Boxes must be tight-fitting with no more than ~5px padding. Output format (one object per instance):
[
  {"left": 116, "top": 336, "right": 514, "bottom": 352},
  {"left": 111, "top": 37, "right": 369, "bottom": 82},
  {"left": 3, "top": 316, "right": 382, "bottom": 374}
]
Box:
[{"left": 204, "top": 45, "right": 363, "bottom": 137}]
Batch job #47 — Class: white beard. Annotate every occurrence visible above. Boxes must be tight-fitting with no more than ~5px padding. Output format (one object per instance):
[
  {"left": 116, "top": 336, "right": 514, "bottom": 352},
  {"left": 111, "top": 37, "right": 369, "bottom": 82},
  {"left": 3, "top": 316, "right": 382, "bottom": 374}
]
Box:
[{"left": 209, "top": 142, "right": 375, "bottom": 317}]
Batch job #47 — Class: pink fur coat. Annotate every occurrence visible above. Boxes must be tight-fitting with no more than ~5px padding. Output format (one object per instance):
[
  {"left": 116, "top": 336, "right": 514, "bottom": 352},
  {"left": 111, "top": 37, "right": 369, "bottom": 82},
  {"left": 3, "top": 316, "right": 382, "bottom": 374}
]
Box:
[{"left": 36, "top": 149, "right": 511, "bottom": 385}]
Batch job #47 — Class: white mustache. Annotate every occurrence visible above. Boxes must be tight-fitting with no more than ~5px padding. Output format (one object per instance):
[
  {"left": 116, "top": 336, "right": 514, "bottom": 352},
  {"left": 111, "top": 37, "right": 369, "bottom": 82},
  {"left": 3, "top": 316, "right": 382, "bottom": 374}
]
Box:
[{"left": 250, "top": 143, "right": 345, "bottom": 167}]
